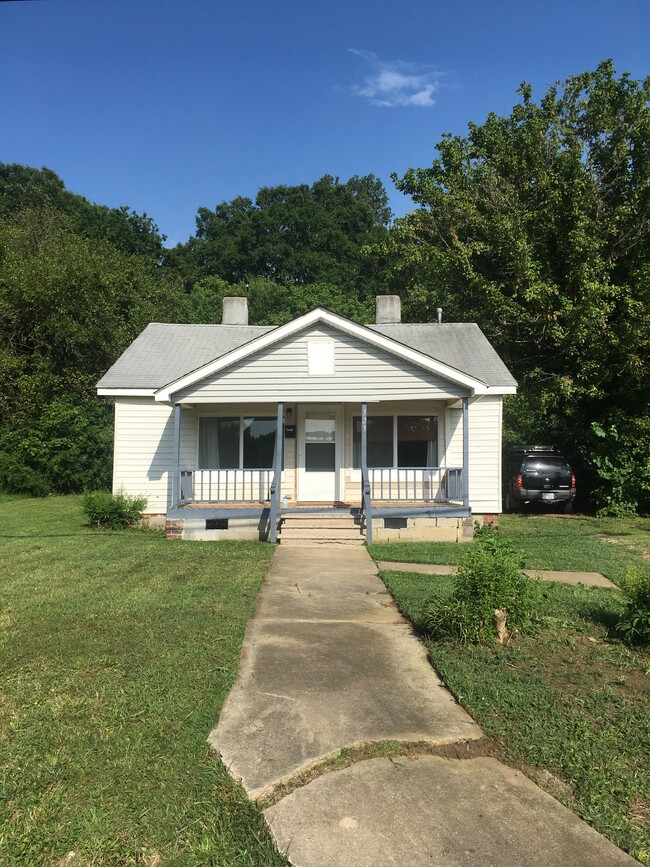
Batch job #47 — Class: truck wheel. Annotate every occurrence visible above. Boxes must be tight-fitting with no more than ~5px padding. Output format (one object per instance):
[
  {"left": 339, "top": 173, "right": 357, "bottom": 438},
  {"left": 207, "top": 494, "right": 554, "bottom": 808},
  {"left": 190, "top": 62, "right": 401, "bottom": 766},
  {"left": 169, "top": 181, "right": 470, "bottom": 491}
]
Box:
[{"left": 563, "top": 501, "right": 574, "bottom": 514}]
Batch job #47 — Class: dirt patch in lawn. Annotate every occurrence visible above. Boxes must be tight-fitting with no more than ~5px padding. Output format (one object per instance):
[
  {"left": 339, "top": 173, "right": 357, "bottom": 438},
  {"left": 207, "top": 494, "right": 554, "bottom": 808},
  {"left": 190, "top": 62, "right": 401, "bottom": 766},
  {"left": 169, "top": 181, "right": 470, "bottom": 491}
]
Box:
[
  {"left": 516, "top": 629, "right": 650, "bottom": 696},
  {"left": 596, "top": 533, "right": 650, "bottom": 562}
]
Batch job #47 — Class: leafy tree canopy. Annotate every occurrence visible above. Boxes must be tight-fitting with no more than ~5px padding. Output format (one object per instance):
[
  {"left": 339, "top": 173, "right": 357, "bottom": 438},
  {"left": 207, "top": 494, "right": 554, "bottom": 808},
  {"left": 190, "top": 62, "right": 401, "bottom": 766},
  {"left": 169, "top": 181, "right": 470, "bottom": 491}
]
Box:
[
  {"left": 167, "top": 174, "right": 392, "bottom": 295},
  {"left": 0, "top": 163, "right": 166, "bottom": 259},
  {"left": 0, "top": 205, "right": 187, "bottom": 494},
  {"left": 374, "top": 60, "right": 650, "bottom": 513}
]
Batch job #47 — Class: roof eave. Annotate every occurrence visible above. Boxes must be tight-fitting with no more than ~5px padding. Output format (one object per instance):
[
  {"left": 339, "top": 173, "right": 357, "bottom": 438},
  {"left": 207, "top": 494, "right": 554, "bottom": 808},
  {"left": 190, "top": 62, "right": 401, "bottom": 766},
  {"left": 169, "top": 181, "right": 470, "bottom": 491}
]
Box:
[{"left": 97, "top": 387, "right": 157, "bottom": 397}]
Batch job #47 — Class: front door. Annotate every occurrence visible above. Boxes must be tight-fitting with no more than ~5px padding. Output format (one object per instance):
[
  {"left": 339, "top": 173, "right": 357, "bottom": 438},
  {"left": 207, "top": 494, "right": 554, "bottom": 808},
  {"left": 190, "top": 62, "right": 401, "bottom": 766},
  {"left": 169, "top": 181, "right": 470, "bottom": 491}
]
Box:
[{"left": 297, "top": 406, "right": 341, "bottom": 501}]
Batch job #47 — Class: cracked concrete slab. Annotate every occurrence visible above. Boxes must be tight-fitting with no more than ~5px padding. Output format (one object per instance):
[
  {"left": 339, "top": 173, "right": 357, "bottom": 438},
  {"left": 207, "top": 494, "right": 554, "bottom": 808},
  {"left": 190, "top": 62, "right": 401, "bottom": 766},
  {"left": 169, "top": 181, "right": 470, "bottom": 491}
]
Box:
[
  {"left": 208, "top": 546, "right": 481, "bottom": 796},
  {"left": 264, "top": 755, "right": 637, "bottom": 867}
]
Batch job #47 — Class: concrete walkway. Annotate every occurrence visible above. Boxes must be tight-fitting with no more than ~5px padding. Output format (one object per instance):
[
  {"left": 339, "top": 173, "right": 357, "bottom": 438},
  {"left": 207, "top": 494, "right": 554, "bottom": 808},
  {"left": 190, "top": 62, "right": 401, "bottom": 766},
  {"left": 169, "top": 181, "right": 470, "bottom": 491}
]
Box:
[
  {"left": 377, "top": 561, "right": 617, "bottom": 588},
  {"left": 209, "top": 545, "right": 635, "bottom": 866},
  {"left": 209, "top": 546, "right": 481, "bottom": 798}
]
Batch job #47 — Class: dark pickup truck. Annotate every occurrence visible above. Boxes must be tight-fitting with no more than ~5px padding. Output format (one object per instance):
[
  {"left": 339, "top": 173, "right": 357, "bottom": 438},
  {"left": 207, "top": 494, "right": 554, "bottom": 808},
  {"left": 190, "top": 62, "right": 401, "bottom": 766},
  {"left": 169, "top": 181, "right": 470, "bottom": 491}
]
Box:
[{"left": 503, "top": 445, "right": 576, "bottom": 513}]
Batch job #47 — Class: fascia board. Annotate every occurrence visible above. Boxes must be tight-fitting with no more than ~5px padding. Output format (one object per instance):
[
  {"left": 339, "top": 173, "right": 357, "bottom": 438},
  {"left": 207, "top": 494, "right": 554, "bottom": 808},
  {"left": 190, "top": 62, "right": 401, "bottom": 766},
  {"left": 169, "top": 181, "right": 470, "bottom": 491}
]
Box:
[
  {"left": 485, "top": 385, "right": 517, "bottom": 395},
  {"left": 97, "top": 388, "right": 157, "bottom": 397},
  {"left": 154, "top": 307, "right": 487, "bottom": 401}
]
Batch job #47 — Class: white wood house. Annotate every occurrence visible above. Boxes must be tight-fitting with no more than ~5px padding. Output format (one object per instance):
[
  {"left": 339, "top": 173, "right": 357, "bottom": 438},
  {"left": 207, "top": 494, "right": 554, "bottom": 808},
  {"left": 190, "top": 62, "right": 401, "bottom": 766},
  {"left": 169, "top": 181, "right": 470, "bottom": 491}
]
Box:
[{"left": 96, "top": 296, "right": 517, "bottom": 543}]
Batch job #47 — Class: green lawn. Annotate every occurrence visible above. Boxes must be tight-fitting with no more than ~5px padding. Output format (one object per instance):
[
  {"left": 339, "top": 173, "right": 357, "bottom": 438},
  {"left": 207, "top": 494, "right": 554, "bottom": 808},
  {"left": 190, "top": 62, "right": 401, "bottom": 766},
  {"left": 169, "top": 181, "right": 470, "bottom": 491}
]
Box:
[
  {"left": 379, "top": 554, "right": 650, "bottom": 862},
  {"left": 371, "top": 513, "right": 650, "bottom": 580},
  {"left": 0, "top": 496, "right": 286, "bottom": 866}
]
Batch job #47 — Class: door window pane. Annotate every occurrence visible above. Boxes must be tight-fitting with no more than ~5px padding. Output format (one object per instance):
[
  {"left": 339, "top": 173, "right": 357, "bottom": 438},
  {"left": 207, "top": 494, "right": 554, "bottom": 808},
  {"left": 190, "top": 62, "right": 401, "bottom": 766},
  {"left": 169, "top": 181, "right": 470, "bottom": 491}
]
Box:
[
  {"left": 353, "top": 416, "right": 393, "bottom": 468},
  {"left": 305, "top": 412, "right": 336, "bottom": 472},
  {"left": 243, "top": 417, "right": 276, "bottom": 468},
  {"left": 305, "top": 413, "right": 336, "bottom": 443},
  {"left": 199, "top": 417, "right": 239, "bottom": 469},
  {"left": 397, "top": 416, "right": 438, "bottom": 467}
]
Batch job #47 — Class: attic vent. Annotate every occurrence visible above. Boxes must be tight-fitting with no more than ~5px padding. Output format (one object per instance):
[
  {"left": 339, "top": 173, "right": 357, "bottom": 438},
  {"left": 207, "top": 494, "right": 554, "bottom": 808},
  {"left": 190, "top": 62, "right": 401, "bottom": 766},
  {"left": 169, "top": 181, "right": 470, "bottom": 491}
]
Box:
[
  {"left": 206, "top": 518, "right": 229, "bottom": 530},
  {"left": 307, "top": 340, "right": 334, "bottom": 375}
]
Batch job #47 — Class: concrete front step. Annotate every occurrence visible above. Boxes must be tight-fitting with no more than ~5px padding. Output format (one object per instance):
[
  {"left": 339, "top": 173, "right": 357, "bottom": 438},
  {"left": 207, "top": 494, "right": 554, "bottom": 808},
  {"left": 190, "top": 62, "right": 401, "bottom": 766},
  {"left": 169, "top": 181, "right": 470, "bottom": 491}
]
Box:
[
  {"left": 279, "top": 513, "right": 364, "bottom": 545},
  {"left": 282, "top": 516, "right": 359, "bottom": 527},
  {"left": 281, "top": 528, "right": 362, "bottom": 539}
]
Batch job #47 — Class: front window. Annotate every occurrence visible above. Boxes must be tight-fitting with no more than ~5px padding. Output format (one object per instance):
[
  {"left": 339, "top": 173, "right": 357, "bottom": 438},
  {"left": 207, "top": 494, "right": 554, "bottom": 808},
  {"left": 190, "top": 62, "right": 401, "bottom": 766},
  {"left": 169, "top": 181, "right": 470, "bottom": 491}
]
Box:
[
  {"left": 352, "top": 415, "right": 438, "bottom": 468},
  {"left": 397, "top": 416, "right": 438, "bottom": 467},
  {"left": 352, "top": 416, "right": 393, "bottom": 468},
  {"left": 199, "top": 416, "right": 277, "bottom": 469}
]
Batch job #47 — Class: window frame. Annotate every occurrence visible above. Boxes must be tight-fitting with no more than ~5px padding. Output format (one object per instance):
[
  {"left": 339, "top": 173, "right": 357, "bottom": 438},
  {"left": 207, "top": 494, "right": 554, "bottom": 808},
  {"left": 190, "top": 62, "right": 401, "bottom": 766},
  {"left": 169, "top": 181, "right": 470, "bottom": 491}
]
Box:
[
  {"left": 351, "top": 413, "right": 439, "bottom": 469},
  {"left": 198, "top": 414, "right": 279, "bottom": 470}
]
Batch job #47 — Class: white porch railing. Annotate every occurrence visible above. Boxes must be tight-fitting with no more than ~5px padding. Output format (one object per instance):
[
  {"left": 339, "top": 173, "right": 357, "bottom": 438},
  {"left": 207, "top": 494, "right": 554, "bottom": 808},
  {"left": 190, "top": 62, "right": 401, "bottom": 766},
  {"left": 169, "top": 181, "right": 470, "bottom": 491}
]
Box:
[
  {"left": 368, "top": 467, "right": 464, "bottom": 502},
  {"left": 180, "top": 469, "right": 273, "bottom": 503}
]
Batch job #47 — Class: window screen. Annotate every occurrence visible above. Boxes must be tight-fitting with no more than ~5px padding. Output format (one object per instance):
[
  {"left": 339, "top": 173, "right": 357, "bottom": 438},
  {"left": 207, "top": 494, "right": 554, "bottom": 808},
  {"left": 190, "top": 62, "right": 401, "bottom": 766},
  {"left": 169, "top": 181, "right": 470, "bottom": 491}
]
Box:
[
  {"left": 352, "top": 416, "right": 393, "bottom": 468},
  {"left": 398, "top": 416, "right": 438, "bottom": 467},
  {"left": 199, "top": 417, "right": 239, "bottom": 469},
  {"left": 199, "top": 417, "right": 277, "bottom": 469},
  {"left": 243, "top": 417, "right": 276, "bottom": 468}
]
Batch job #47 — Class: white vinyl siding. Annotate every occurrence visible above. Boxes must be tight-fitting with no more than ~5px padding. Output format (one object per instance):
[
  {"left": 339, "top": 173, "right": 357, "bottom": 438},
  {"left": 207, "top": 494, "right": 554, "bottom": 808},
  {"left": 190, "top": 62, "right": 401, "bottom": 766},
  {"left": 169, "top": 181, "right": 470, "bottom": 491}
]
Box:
[
  {"left": 173, "top": 326, "right": 465, "bottom": 402},
  {"left": 446, "top": 395, "right": 502, "bottom": 513},
  {"left": 113, "top": 398, "right": 181, "bottom": 513}
]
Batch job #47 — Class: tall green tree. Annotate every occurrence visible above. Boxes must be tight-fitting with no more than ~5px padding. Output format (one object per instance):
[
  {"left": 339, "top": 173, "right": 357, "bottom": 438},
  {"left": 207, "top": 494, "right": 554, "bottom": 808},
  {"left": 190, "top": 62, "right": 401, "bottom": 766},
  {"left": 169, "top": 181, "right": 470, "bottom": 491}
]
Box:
[
  {"left": 0, "top": 164, "right": 166, "bottom": 259},
  {"left": 0, "top": 207, "right": 186, "bottom": 494},
  {"left": 375, "top": 60, "right": 650, "bottom": 513},
  {"left": 167, "top": 174, "right": 391, "bottom": 295}
]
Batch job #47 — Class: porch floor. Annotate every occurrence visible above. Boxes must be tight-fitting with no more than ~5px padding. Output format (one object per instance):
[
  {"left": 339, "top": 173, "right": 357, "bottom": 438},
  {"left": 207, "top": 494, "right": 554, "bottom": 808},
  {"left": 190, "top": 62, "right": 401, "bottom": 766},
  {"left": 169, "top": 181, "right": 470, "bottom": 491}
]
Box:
[{"left": 167, "top": 502, "right": 470, "bottom": 520}]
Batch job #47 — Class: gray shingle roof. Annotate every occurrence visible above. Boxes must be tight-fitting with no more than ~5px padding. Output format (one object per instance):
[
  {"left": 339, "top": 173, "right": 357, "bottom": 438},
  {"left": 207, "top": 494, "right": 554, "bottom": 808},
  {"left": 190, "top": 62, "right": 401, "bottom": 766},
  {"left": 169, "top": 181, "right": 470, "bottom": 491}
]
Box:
[
  {"left": 368, "top": 323, "right": 516, "bottom": 388},
  {"left": 97, "top": 323, "right": 275, "bottom": 389},
  {"left": 97, "top": 319, "right": 516, "bottom": 390}
]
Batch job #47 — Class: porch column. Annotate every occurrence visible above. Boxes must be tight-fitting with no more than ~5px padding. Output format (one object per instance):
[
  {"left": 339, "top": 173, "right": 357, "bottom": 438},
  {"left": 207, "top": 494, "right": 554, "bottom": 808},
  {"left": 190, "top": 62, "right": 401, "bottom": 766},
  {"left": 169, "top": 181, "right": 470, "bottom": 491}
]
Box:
[
  {"left": 462, "top": 396, "right": 470, "bottom": 510},
  {"left": 171, "top": 402, "right": 181, "bottom": 509},
  {"left": 269, "top": 402, "right": 283, "bottom": 543},
  {"left": 361, "top": 401, "right": 372, "bottom": 545}
]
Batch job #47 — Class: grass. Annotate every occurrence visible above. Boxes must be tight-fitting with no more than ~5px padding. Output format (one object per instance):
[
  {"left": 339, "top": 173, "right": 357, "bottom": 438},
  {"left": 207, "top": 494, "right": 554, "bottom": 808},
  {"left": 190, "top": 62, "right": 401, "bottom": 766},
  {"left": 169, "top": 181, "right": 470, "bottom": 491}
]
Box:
[
  {"left": 379, "top": 563, "right": 650, "bottom": 863},
  {"left": 0, "top": 496, "right": 287, "bottom": 866},
  {"left": 371, "top": 513, "right": 650, "bottom": 581}
]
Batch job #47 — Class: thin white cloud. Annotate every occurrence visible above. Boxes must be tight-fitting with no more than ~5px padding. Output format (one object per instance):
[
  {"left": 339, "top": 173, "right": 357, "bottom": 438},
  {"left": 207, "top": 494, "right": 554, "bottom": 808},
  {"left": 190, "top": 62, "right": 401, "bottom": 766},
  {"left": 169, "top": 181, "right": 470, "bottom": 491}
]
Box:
[{"left": 348, "top": 49, "right": 441, "bottom": 108}]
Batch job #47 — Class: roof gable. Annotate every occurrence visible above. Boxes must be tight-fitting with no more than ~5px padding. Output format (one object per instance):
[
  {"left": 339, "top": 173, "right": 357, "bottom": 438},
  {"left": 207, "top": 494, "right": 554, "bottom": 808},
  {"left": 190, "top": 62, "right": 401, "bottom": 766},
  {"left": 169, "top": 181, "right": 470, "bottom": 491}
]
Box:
[{"left": 153, "top": 308, "right": 490, "bottom": 401}]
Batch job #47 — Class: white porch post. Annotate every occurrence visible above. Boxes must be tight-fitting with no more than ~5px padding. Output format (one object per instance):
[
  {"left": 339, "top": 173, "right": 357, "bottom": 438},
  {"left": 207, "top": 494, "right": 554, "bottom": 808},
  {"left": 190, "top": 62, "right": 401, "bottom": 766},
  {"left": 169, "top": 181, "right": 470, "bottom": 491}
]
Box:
[
  {"left": 361, "top": 401, "right": 373, "bottom": 545},
  {"left": 171, "top": 402, "right": 181, "bottom": 509},
  {"left": 269, "top": 402, "right": 283, "bottom": 543},
  {"left": 462, "top": 396, "right": 470, "bottom": 510}
]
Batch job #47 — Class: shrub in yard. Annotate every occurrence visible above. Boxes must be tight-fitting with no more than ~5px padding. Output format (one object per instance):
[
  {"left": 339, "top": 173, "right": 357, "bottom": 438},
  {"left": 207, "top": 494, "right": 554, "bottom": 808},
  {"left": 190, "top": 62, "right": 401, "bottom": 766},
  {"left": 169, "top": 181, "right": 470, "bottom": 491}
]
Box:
[
  {"left": 82, "top": 490, "right": 147, "bottom": 529},
  {"left": 425, "top": 524, "right": 540, "bottom": 643},
  {"left": 615, "top": 566, "right": 650, "bottom": 646}
]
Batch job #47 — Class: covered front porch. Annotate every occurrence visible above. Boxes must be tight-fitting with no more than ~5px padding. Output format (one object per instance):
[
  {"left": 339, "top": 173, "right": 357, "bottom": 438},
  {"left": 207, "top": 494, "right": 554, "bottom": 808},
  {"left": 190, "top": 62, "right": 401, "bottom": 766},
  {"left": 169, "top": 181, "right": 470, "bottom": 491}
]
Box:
[{"left": 168, "top": 398, "right": 471, "bottom": 543}]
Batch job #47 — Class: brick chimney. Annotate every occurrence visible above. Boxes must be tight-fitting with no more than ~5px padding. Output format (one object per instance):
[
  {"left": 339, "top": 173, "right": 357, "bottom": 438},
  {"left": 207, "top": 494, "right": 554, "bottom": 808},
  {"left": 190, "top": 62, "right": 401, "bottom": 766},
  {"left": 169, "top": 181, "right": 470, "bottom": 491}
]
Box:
[
  {"left": 222, "top": 296, "right": 249, "bottom": 325},
  {"left": 375, "top": 295, "right": 401, "bottom": 324}
]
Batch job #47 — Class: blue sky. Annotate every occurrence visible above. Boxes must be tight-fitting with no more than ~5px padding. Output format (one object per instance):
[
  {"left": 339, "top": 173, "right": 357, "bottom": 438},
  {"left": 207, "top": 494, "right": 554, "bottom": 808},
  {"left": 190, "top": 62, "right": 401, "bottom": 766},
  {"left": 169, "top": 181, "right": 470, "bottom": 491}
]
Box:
[{"left": 1, "top": 0, "right": 648, "bottom": 246}]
